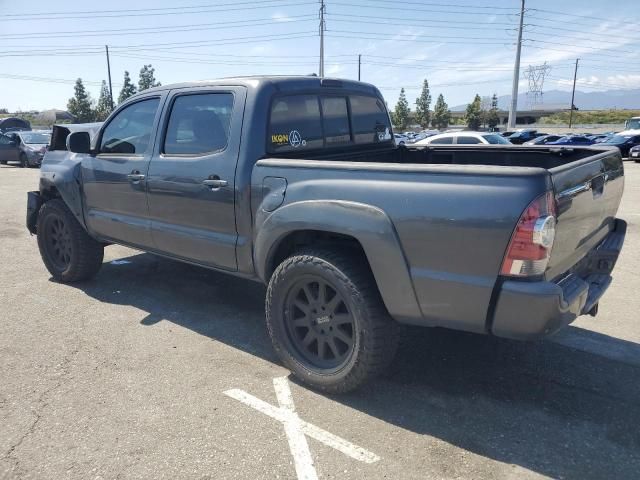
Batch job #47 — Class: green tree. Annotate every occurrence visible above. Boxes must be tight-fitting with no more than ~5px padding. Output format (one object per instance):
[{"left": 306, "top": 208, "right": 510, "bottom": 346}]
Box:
[
  {"left": 465, "top": 93, "right": 483, "bottom": 130},
  {"left": 487, "top": 93, "right": 500, "bottom": 129},
  {"left": 138, "top": 64, "right": 161, "bottom": 91},
  {"left": 118, "top": 71, "right": 137, "bottom": 104},
  {"left": 67, "top": 78, "right": 95, "bottom": 123},
  {"left": 432, "top": 94, "right": 450, "bottom": 130},
  {"left": 94, "top": 80, "right": 113, "bottom": 121},
  {"left": 392, "top": 88, "right": 411, "bottom": 130},
  {"left": 414, "top": 79, "right": 432, "bottom": 128}
]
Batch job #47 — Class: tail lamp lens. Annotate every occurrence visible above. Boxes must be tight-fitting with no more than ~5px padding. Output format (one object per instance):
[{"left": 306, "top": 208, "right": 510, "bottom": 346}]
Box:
[{"left": 500, "top": 191, "right": 557, "bottom": 277}]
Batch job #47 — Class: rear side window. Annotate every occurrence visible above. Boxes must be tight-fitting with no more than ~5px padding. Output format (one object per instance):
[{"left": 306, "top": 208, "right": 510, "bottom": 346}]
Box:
[
  {"left": 457, "top": 136, "right": 482, "bottom": 144},
  {"left": 350, "top": 95, "right": 392, "bottom": 144},
  {"left": 269, "top": 95, "right": 323, "bottom": 153},
  {"left": 164, "top": 93, "right": 234, "bottom": 155},
  {"left": 321, "top": 97, "right": 350, "bottom": 146},
  {"left": 430, "top": 137, "right": 453, "bottom": 144}
]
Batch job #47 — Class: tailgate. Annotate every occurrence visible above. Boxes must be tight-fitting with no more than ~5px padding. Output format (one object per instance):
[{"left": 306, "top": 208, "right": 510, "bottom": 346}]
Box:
[{"left": 546, "top": 149, "right": 624, "bottom": 280}]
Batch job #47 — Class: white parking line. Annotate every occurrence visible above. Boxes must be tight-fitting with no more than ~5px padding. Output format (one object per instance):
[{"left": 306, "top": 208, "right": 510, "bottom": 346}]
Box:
[{"left": 224, "top": 377, "right": 380, "bottom": 480}]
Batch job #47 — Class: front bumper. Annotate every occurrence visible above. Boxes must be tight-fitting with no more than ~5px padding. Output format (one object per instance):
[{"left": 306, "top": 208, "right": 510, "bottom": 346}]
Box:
[{"left": 491, "top": 218, "right": 626, "bottom": 340}]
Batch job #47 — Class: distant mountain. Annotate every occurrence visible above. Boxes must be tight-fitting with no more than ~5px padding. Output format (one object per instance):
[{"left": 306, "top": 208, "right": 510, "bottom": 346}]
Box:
[{"left": 451, "top": 88, "right": 640, "bottom": 111}]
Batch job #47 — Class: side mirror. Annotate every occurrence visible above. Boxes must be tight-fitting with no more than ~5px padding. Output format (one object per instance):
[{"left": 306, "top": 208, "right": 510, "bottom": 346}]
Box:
[{"left": 66, "top": 131, "right": 91, "bottom": 154}]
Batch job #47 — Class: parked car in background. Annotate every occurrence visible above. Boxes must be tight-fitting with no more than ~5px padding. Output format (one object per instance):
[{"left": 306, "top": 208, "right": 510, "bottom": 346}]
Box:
[
  {"left": 0, "top": 130, "right": 51, "bottom": 167},
  {"left": 0, "top": 117, "right": 31, "bottom": 133},
  {"left": 414, "top": 131, "right": 512, "bottom": 145},
  {"left": 624, "top": 116, "right": 640, "bottom": 131},
  {"left": 598, "top": 133, "right": 640, "bottom": 158},
  {"left": 629, "top": 144, "right": 640, "bottom": 161},
  {"left": 508, "top": 129, "right": 545, "bottom": 144},
  {"left": 546, "top": 135, "right": 595, "bottom": 146},
  {"left": 587, "top": 134, "right": 612, "bottom": 143},
  {"left": 501, "top": 130, "right": 517, "bottom": 137},
  {"left": 523, "top": 134, "right": 563, "bottom": 146},
  {"left": 394, "top": 133, "right": 409, "bottom": 146}
]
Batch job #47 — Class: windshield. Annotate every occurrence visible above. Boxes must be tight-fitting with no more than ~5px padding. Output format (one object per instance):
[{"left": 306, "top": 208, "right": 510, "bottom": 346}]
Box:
[
  {"left": 602, "top": 135, "right": 629, "bottom": 144},
  {"left": 20, "top": 132, "right": 51, "bottom": 144},
  {"left": 482, "top": 134, "right": 511, "bottom": 144},
  {"left": 626, "top": 119, "right": 640, "bottom": 130}
]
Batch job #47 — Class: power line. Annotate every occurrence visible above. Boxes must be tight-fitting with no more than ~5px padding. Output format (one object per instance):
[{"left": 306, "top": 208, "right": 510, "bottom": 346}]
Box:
[
  {"left": 0, "top": 16, "right": 318, "bottom": 40},
  {"left": 0, "top": 1, "right": 315, "bottom": 22}
]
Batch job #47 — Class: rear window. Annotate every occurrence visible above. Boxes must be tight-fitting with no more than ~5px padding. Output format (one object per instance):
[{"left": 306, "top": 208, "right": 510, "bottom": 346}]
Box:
[
  {"left": 269, "top": 95, "right": 323, "bottom": 153},
  {"left": 268, "top": 93, "right": 391, "bottom": 153},
  {"left": 350, "top": 95, "right": 392, "bottom": 144},
  {"left": 321, "top": 97, "right": 350, "bottom": 146}
]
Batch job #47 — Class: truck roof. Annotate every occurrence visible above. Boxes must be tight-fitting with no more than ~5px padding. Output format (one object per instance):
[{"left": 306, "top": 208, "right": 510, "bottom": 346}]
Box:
[{"left": 127, "top": 75, "right": 382, "bottom": 100}]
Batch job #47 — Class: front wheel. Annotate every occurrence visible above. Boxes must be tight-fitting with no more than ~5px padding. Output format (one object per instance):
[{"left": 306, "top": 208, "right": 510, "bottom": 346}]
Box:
[
  {"left": 36, "top": 199, "right": 104, "bottom": 282},
  {"left": 20, "top": 153, "right": 28, "bottom": 168},
  {"left": 266, "top": 248, "right": 399, "bottom": 393}
]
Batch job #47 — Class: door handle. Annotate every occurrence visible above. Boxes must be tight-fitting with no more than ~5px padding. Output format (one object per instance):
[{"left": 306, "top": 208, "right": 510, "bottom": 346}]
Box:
[
  {"left": 202, "top": 177, "right": 228, "bottom": 189},
  {"left": 127, "top": 171, "right": 145, "bottom": 182}
]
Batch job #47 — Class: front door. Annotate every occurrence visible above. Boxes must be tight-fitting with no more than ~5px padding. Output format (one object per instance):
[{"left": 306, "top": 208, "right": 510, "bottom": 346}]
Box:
[
  {"left": 146, "top": 87, "right": 245, "bottom": 270},
  {"left": 0, "top": 134, "right": 19, "bottom": 163},
  {"left": 81, "top": 96, "right": 163, "bottom": 248}
]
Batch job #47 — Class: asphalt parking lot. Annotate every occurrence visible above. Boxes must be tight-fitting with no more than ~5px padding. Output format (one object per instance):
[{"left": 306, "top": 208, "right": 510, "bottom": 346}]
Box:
[{"left": 1, "top": 163, "right": 639, "bottom": 480}]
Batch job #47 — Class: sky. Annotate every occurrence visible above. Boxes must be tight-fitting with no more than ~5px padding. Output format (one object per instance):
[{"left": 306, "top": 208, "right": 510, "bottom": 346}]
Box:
[{"left": 0, "top": 0, "right": 639, "bottom": 112}]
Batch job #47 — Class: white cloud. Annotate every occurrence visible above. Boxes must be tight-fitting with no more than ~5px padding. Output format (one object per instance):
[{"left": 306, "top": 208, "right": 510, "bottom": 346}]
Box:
[
  {"left": 271, "top": 13, "right": 294, "bottom": 22},
  {"left": 554, "top": 74, "right": 640, "bottom": 91}
]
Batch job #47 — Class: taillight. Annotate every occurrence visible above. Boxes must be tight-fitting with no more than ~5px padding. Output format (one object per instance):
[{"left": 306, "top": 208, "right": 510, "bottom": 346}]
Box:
[{"left": 500, "top": 191, "right": 557, "bottom": 277}]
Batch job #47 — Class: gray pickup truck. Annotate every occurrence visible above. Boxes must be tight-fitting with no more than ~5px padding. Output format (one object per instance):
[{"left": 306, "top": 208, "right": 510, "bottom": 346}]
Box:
[{"left": 27, "top": 76, "right": 626, "bottom": 392}]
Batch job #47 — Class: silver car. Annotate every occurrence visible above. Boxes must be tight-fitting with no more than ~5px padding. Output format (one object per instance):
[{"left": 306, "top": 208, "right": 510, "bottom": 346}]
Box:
[{"left": 0, "top": 130, "right": 51, "bottom": 167}]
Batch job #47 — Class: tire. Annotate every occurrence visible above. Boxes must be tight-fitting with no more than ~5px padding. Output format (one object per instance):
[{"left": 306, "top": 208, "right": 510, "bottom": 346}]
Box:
[
  {"left": 20, "top": 153, "right": 28, "bottom": 168},
  {"left": 36, "top": 199, "right": 104, "bottom": 282},
  {"left": 266, "top": 248, "right": 399, "bottom": 393},
  {"left": 0, "top": 160, "right": 7, "bottom": 165}
]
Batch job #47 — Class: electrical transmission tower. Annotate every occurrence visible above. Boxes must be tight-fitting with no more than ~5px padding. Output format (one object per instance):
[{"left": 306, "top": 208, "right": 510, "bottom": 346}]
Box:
[{"left": 524, "top": 62, "right": 551, "bottom": 110}]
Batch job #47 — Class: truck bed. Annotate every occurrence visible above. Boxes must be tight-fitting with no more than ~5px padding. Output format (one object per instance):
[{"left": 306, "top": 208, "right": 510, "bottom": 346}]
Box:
[
  {"left": 255, "top": 144, "right": 624, "bottom": 337},
  {"left": 272, "top": 144, "right": 611, "bottom": 170}
]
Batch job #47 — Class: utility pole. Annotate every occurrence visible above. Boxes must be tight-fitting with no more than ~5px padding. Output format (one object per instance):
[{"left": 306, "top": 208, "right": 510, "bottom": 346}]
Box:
[
  {"left": 569, "top": 58, "right": 580, "bottom": 128},
  {"left": 508, "top": 0, "right": 525, "bottom": 128},
  {"left": 105, "top": 45, "right": 114, "bottom": 110},
  {"left": 358, "top": 54, "right": 361, "bottom": 81},
  {"left": 319, "top": 0, "right": 326, "bottom": 77}
]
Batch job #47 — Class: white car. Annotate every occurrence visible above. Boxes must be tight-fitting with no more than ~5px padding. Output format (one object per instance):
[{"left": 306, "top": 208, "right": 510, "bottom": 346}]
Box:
[
  {"left": 394, "top": 133, "right": 410, "bottom": 146},
  {"left": 413, "top": 131, "right": 512, "bottom": 145}
]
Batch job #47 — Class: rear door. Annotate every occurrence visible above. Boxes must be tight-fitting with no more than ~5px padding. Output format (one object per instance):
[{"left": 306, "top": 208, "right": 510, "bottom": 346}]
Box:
[
  {"left": 81, "top": 95, "right": 163, "bottom": 248},
  {"left": 546, "top": 149, "right": 624, "bottom": 279},
  {"left": 145, "top": 87, "right": 245, "bottom": 271}
]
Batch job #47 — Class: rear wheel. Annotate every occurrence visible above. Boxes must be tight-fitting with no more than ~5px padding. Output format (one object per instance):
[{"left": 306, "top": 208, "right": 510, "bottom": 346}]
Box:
[
  {"left": 1, "top": 159, "right": 8, "bottom": 165},
  {"left": 36, "top": 199, "right": 104, "bottom": 282},
  {"left": 19, "top": 153, "right": 28, "bottom": 168},
  {"left": 266, "top": 248, "right": 399, "bottom": 393}
]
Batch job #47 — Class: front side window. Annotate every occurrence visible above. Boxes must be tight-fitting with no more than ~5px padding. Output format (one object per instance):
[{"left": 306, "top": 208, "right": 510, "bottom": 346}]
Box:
[
  {"left": 164, "top": 93, "right": 234, "bottom": 155},
  {"left": 268, "top": 95, "right": 323, "bottom": 153},
  {"left": 100, "top": 98, "right": 160, "bottom": 154},
  {"left": 321, "top": 96, "right": 351, "bottom": 146},
  {"left": 350, "top": 95, "right": 392, "bottom": 144},
  {"left": 0, "top": 135, "right": 12, "bottom": 145}
]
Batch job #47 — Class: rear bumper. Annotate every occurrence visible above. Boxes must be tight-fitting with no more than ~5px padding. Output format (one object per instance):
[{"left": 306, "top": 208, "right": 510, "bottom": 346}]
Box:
[{"left": 491, "top": 218, "right": 626, "bottom": 340}]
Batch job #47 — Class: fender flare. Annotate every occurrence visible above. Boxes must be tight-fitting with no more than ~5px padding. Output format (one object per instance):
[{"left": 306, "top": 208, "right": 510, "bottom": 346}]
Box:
[
  {"left": 39, "top": 159, "right": 87, "bottom": 229},
  {"left": 254, "top": 200, "right": 423, "bottom": 323}
]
